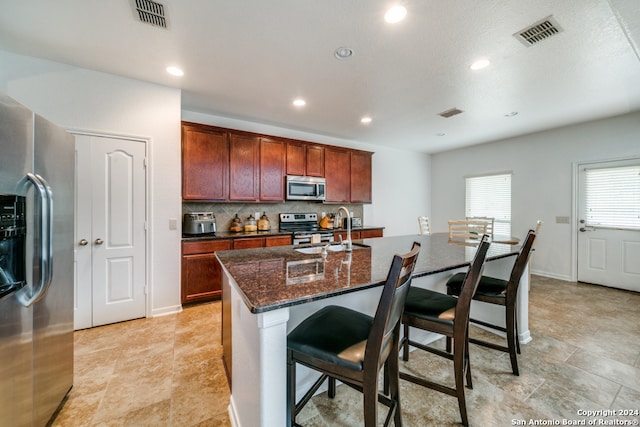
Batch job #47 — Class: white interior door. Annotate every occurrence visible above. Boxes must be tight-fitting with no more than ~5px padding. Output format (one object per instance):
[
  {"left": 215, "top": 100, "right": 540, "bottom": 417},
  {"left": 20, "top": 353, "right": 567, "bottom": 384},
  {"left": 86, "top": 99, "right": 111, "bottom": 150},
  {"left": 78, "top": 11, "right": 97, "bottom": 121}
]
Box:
[
  {"left": 577, "top": 159, "right": 640, "bottom": 292},
  {"left": 74, "top": 134, "right": 147, "bottom": 329}
]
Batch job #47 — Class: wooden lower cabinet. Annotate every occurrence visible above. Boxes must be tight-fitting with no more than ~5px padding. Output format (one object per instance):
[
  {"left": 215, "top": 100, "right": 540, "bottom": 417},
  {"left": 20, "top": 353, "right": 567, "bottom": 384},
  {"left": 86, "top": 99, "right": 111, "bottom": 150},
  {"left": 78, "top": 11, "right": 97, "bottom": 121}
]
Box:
[
  {"left": 265, "top": 235, "right": 292, "bottom": 246},
  {"left": 181, "top": 239, "right": 232, "bottom": 304},
  {"left": 334, "top": 228, "right": 383, "bottom": 241},
  {"left": 360, "top": 229, "right": 384, "bottom": 239},
  {"left": 233, "top": 237, "right": 264, "bottom": 249}
]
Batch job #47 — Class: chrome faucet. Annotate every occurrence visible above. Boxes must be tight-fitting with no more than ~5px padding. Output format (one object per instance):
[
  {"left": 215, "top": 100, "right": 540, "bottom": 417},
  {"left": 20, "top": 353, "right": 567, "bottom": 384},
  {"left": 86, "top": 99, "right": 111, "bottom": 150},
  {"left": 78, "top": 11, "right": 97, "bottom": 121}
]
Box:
[{"left": 337, "top": 206, "right": 352, "bottom": 252}]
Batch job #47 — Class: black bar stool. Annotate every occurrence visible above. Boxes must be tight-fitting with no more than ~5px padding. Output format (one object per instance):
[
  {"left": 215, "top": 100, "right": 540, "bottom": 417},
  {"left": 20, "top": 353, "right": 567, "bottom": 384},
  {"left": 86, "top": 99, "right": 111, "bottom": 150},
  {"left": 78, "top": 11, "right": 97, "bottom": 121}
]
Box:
[
  {"left": 399, "top": 235, "right": 490, "bottom": 427},
  {"left": 287, "top": 242, "right": 421, "bottom": 427},
  {"left": 446, "top": 229, "right": 537, "bottom": 375}
]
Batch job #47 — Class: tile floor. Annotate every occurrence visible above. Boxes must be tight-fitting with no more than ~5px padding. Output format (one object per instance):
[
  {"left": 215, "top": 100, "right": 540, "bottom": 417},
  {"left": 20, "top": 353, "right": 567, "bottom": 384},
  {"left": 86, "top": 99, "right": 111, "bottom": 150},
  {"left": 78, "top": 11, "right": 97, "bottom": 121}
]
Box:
[{"left": 51, "top": 275, "right": 640, "bottom": 426}]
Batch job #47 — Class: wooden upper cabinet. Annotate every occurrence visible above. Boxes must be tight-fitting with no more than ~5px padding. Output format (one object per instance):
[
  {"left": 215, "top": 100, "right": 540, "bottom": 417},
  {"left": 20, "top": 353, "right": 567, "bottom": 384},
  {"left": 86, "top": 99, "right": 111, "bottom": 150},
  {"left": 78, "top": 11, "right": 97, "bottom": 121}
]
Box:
[
  {"left": 350, "top": 151, "right": 372, "bottom": 203},
  {"left": 286, "top": 142, "right": 324, "bottom": 177},
  {"left": 229, "top": 132, "right": 259, "bottom": 201},
  {"left": 182, "top": 123, "right": 229, "bottom": 200},
  {"left": 306, "top": 145, "right": 325, "bottom": 177},
  {"left": 324, "top": 148, "right": 350, "bottom": 203},
  {"left": 260, "top": 137, "right": 286, "bottom": 201},
  {"left": 182, "top": 122, "right": 371, "bottom": 203},
  {"left": 286, "top": 142, "right": 306, "bottom": 176}
]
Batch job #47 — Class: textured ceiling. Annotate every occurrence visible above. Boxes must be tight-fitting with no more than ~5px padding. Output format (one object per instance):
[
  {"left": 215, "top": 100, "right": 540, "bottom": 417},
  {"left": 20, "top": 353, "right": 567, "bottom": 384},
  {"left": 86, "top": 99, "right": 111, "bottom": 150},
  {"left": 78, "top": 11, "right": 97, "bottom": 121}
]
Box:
[{"left": 1, "top": 0, "right": 639, "bottom": 153}]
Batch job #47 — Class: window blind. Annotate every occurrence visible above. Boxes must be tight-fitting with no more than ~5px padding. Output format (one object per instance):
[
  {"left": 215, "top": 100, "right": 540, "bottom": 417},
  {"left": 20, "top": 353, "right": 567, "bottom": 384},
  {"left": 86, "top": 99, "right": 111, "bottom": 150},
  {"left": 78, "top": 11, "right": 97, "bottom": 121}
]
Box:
[
  {"left": 465, "top": 173, "right": 511, "bottom": 236},
  {"left": 583, "top": 165, "right": 640, "bottom": 229}
]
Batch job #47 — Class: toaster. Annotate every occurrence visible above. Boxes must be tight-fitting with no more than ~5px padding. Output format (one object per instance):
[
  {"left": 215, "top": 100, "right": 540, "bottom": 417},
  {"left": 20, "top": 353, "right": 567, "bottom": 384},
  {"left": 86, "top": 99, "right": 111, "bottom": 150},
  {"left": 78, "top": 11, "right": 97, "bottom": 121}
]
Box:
[
  {"left": 343, "top": 217, "right": 362, "bottom": 228},
  {"left": 183, "top": 212, "right": 216, "bottom": 235}
]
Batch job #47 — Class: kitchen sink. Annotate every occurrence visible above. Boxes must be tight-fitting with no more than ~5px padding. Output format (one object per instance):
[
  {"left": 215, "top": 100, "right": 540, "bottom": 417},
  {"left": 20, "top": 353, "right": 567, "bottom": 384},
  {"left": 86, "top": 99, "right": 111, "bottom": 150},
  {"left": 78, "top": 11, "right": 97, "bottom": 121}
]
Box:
[{"left": 295, "top": 243, "right": 368, "bottom": 254}]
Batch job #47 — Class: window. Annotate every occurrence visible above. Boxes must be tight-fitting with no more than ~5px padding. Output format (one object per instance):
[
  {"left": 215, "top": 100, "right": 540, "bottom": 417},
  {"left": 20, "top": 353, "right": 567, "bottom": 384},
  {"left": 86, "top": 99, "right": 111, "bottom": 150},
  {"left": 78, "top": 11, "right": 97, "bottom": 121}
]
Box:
[
  {"left": 582, "top": 164, "right": 640, "bottom": 230},
  {"left": 465, "top": 173, "right": 512, "bottom": 236}
]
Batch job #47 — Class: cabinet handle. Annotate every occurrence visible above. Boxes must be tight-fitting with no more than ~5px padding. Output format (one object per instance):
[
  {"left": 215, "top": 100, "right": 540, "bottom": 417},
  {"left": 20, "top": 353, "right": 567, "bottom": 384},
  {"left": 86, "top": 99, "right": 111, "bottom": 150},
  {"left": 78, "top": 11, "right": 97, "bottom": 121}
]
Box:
[
  {"left": 79, "top": 239, "right": 88, "bottom": 246},
  {"left": 95, "top": 238, "right": 104, "bottom": 245}
]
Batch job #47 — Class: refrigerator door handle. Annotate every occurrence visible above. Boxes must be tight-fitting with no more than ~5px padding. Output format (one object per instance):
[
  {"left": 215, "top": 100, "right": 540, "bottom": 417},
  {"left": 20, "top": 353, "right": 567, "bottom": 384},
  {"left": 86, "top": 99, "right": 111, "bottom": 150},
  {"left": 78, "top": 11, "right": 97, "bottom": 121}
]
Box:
[
  {"left": 36, "top": 174, "right": 54, "bottom": 292},
  {"left": 16, "top": 173, "right": 52, "bottom": 307}
]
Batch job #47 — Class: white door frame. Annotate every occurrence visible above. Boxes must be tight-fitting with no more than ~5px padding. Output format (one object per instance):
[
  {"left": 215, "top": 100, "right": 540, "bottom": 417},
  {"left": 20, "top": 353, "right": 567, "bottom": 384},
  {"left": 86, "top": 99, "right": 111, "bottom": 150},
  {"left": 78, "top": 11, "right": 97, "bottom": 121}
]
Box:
[
  {"left": 571, "top": 155, "right": 639, "bottom": 284},
  {"left": 69, "top": 128, "right": 151, "bottom": 321}
]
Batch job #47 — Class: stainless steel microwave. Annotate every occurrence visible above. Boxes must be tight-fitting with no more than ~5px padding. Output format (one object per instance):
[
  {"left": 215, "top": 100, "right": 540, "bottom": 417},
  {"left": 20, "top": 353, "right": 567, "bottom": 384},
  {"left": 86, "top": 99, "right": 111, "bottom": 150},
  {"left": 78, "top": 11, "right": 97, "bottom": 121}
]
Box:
[{"left": 286, "top": 175, "right": 326, "bottom": 201}]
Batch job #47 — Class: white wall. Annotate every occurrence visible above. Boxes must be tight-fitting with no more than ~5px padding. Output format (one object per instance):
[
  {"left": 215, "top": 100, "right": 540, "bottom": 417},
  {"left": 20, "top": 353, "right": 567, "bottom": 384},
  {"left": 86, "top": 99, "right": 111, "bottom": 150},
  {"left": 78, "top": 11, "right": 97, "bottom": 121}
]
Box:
[
  {"left": 182, "top": 110, "right": 431, "bottom": 237},
  {"left": 0, "top": 50, "right": 183, "bottom": 316},
  {"left": 431, "top": 112, "right": 640, "bottom": 280}
]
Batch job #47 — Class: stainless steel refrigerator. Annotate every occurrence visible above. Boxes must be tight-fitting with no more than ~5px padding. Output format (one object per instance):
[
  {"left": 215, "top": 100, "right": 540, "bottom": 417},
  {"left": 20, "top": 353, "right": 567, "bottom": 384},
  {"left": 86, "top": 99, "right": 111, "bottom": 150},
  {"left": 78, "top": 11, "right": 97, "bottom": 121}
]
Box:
[{"left": 0, "top": 93, "right": 74, "bottom": 426}]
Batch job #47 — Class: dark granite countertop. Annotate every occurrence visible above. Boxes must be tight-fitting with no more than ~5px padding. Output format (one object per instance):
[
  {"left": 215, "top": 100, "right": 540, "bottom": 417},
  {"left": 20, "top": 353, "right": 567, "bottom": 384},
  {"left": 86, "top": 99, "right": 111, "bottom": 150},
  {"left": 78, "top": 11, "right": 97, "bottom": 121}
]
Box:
[
  {"left": 216, "top": 233, "right": 519, "bottom": 314},
  {"left": 182, "top": 226, "right": 385, "bottom": 241}
]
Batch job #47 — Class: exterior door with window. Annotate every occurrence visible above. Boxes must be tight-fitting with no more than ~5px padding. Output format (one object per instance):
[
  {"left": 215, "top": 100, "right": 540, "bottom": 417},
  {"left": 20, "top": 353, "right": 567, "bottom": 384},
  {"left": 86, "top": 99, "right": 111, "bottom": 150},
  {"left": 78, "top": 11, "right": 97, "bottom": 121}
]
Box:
[{"left": 577, "top": 160, "right": 640, "bottom": 292}]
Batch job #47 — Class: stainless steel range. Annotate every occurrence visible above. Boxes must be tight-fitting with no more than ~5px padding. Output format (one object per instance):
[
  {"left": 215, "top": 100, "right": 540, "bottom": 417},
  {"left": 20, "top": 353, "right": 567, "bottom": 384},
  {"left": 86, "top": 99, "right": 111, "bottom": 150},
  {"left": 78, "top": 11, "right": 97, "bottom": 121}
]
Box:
[{"left": 279, "top": 213, "right": 335, "bottom": 245}]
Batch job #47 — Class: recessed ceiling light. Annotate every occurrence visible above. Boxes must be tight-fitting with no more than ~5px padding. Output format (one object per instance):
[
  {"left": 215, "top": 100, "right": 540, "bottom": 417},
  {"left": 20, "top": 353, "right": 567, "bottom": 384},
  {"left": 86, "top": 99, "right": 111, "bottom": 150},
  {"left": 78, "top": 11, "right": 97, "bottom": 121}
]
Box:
[
  {"left": 293, "top": 98, "right": 306, "bottom": 107},
  {"left": 335, "top": 47, "right": 354, "bottom": 60},
  {"left": 470, "top": 59, "right": 490, "bottom": 71},
  {"left": 385, "top": 5, "right": 407, "bottom": 23},
  {"left": 504, "top": 111, "right": 519, "bottom": 117},
  {"left": 361, "top": 116, "right": 372, "bottom": 124},
  {"left": 166, "top": 66, "right": 184, "bottom": 77}
]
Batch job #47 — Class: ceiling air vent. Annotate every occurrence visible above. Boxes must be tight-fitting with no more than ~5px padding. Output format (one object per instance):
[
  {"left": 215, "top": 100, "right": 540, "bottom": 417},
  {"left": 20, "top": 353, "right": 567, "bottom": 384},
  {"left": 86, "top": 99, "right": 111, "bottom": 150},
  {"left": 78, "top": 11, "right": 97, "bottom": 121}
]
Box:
[
  {"left": 438, "top": 108, "right": 464, "bottom": 118},
  {"left": 514, "top": 15, "right": 563, "bottom": 47},
  {"left": 132, "top": 0, "right": 167, "bottom": 28}
]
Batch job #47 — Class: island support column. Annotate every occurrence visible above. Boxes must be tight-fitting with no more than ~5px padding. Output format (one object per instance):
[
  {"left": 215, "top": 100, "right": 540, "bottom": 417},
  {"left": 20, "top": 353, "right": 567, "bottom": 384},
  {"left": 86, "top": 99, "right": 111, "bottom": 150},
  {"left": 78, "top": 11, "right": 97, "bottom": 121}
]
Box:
[{"left": 226, "top": 274, "right": 290, "bottom": 427}]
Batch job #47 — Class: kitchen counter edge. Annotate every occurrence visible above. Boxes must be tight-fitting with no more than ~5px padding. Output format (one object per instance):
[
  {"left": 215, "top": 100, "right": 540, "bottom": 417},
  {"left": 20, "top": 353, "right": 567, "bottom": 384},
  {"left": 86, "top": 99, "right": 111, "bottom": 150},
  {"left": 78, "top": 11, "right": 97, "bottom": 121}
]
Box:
[{"left": 182, "top": 226, "right": 385, "bottom": 241}]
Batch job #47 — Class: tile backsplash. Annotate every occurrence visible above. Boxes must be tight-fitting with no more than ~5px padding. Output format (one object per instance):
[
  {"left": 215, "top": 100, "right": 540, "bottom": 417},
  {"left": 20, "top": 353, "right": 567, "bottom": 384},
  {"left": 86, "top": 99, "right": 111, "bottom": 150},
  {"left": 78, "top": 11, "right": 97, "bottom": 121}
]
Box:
[{"left": 183, "top": 202, "right": 364, "bottom": 232}]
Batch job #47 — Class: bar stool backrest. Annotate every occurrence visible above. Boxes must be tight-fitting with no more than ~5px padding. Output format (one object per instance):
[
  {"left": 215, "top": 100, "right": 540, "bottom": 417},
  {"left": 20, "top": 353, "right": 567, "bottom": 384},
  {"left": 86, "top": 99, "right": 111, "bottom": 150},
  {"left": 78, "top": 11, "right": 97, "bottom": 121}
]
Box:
[
  {"left": 453, "top": 235, "right": 491, "bottom": 338},
  {"left": 365, "top": 241, "right": 421, "bottom": 373}
]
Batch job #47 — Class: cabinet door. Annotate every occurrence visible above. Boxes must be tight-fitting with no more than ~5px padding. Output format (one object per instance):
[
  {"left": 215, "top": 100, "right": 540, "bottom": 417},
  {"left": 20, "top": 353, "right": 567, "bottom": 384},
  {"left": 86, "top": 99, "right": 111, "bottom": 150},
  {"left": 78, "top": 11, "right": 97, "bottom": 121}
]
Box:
[
  {"left": 324, "top": 148, "right": 350, "bottom": 203},
  {"left": 182, "top": 253, "right": 222, "bottom": 303},
  {"left": 286, "top": 142, "right": 306, "bottom": 176},
  {"left": 182, "top": 123, "right": 228, "bottom": 200},
  {"left": 260, "top": 137, "right": 286, "bottom": 201},
  {"left": 229, "top": 132, "right": 259, "bottom": 201},
  {"left": 334, "top": 230, "right": 361, "bottom": 241},
  {"left": 233, "top": 237, "right": 264, "bottom": 249},
  {"left": 350, "top": 151, "right": 372, "bottom": 203},
  {"left": 360, "top": 229, "right": 383, "bottom": 239},
  {"left": 181, "top": 239, "right": 232, "bottom": 304},
  {"left": 265, "top": 235, "right": 292, "bottom": 247},
  {"left": 306, "top": 145, "right": 324, "bottom": 177}
]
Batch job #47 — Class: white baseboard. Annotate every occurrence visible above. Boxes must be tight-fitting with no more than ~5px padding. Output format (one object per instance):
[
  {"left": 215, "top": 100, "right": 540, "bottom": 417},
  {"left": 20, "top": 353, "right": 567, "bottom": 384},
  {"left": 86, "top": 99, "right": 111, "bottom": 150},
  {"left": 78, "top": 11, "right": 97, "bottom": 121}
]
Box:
[
  {"left": 530, "top": 269, "right": 573, "bottom": 282},
  {"left": 228, "top": 397, "right": 241, "bottom": 427},
  {"left": 150, "top": 305, "right": 182, "bottom": 318}
]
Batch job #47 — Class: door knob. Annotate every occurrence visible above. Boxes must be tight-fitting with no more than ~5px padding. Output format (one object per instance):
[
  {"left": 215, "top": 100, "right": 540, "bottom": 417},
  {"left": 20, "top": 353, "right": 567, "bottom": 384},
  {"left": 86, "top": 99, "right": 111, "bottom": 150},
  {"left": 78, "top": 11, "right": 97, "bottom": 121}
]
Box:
[
  {"left": 79, "top": 239, "right": 88, "bottom": 246},
  {"left": 95, "top": 238, "right": 104, "bottom": 245}
]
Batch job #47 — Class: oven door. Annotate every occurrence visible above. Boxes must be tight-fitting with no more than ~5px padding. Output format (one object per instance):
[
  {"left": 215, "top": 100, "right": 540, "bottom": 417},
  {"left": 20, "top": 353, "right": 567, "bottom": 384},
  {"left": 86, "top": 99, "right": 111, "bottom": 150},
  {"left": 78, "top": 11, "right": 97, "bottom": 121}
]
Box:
[{"left": 293, "top": 232, "right": 334, "bottom": 246}]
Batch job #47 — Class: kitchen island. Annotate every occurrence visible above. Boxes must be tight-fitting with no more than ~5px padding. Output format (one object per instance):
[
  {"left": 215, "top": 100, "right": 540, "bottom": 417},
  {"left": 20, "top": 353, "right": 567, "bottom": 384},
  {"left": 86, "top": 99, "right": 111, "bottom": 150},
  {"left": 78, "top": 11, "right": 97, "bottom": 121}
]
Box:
[{"left": 216, "top": 233, "right": 527, "bottom": 427}]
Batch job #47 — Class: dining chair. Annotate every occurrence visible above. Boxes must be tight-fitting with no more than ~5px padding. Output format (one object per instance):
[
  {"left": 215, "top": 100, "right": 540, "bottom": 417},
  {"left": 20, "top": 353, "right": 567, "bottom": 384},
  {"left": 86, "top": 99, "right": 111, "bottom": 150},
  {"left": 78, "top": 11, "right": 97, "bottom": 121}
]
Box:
[
  {"left": 445, "top": 230, "right": 536, "bottom": 376},
  {"left": 287, "top": 242, "right": 421, "bottom": 427},
  {"left": 528, "top": 220, "right": 543, "bottom": 289},
  {"left": 466, "top": 216, "right": 494, "bottom": 237},
  {"left": 417, "top": 216, "right": 430, "bottom": 235},
  {"left": 448, "top": 219, "right": 488, "bottom": 240},
  {"left": 399, "top": 235, "right": 490, "bottom": 427}
]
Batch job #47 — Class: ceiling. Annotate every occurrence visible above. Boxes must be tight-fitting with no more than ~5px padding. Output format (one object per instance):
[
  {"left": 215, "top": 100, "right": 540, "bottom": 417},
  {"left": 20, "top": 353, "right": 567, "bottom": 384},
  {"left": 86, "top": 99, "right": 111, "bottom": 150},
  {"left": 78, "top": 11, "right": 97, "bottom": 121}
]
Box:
[{"left": 1, "top": 0, "right": 639, "bottom": 154}]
